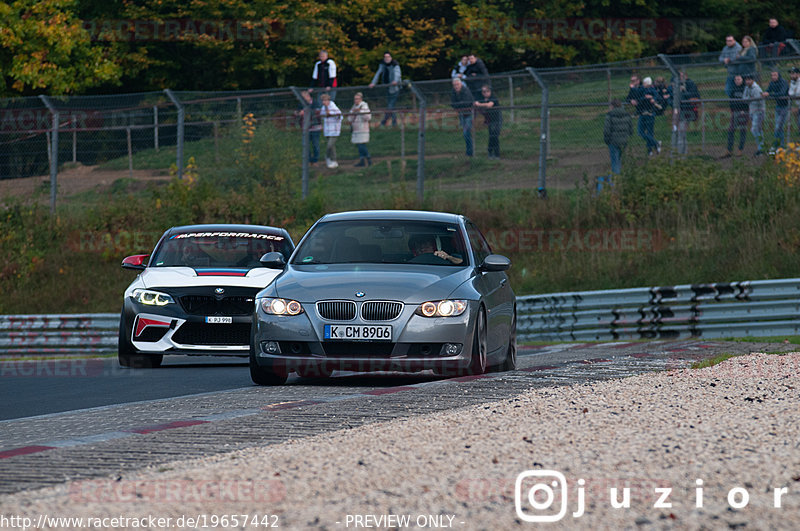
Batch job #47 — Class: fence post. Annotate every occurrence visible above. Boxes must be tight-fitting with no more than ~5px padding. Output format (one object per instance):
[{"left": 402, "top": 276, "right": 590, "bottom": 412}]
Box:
[
  {"left": 127, "top": 127, "right": 133, "bottom": 178},
  {"left": 153, "top": 105, "right": 159, "bottom": 152},
  {"left": 508, "top": 75, "right": 515, "bottom": 124},
  {"left": 408, "top": 82, "right": 426, "bottom": 202},
  {"left": 787, "top": 39, "right": 800, "bottom": 55},
  {"left": 164, "top": 89, "right": 184, "bottom": 180},
  {"left": 526, "top": 67, "right": 548, "bottom": 199},
  {"left": 38, "top": 95, "right": 59, "bottom": 214},
  {"left": 658, "top": 54, "right": 680, "bottom": 157},
  {"left": 290, "top": 86, "right": 310, "bottom": 199},
  {"left": 72, "top": 130, "right": 77, "bottom": 163}
]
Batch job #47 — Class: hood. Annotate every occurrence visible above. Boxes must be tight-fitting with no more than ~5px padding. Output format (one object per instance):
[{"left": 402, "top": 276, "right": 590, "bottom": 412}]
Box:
[
  {"left": 140, "top": 267, "right": 281, "bottom": 289},
  {"left": 273, "top": 264, "right": 471, "bottom": 303}
]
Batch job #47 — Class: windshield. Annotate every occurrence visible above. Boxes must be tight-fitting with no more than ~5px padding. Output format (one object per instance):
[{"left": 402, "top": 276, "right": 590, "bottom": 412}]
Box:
[
  {"left": 150, "top": 230, "right": 293, "bottom": 269},
  {"left": 292, "top": 220, "right": 468, "bottom": 266}
]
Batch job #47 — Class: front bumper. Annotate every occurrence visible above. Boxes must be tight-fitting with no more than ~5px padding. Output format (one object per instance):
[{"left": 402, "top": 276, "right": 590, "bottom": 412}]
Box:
[
  {"left": 252, "top": 301, "right": 478, "bottom": 373},
  {"left": 123, "top": 304, "right": 251, "bottom": 356}
]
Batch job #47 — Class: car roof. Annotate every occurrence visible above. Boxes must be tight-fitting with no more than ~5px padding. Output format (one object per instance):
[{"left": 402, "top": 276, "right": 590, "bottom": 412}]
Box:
[
  {"left": 319, "top": 210, "right": 464, "bottom": 224},
  {"left": 165, "top": 224, "right": 290, "bottom": 237}
]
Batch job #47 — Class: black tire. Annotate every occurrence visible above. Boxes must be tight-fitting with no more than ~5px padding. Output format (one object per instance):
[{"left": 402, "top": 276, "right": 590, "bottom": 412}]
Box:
[
  {"left": 500, "top": 311, "right": 517, "bottom": 372},
  {"left": 249, "top": 343, "right": 288, "bottom": 386},
  {"left": 118, "top": 311, "right": 163, "bottom": 368},
  {"left": 466, "top": 308, "right": 488, "bottom": 375}
]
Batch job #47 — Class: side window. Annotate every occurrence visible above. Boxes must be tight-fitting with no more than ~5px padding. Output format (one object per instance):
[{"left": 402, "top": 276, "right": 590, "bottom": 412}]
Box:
[{"left": 465, "top": 221, "right": 491, "bottom": 264}]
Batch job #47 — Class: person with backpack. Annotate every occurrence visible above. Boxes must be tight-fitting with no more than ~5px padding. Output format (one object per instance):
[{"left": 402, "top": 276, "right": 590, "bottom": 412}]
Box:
[{"left": 368, "top": 51, "right": 402, "bottom": 127}]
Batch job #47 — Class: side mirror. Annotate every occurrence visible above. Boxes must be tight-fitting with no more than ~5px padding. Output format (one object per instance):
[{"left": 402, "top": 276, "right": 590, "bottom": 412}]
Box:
[
  {"left": 260, "top": 252, "right": 286, "bottom": 269},
  {"left": 479, "top": 254, "right": 511, "bottom": 272},
  {"left": 122, "top": 254, "right": 148, "bottom": 271}
]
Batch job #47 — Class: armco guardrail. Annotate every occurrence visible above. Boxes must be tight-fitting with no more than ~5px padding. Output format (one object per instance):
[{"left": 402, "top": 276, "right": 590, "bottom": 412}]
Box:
[
  {"left": 2, "top": 279, "right": 800, "bottom": 356},
  {"left": 0, "top": 314, "right": 118, "bottom": 356},
  {"left": 518, "top": 278, "right": 800, "bottom": 342}
]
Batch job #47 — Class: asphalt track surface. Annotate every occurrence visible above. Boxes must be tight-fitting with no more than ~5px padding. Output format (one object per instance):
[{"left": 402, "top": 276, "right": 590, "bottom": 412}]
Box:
[{"left": 0, "top": 339, "right": 794, "bottom": 495}]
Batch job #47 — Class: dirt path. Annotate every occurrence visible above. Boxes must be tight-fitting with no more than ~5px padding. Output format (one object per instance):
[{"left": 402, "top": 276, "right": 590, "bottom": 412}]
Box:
[{"left": 0, "top": 164, "right": 170, "bottom": 201}]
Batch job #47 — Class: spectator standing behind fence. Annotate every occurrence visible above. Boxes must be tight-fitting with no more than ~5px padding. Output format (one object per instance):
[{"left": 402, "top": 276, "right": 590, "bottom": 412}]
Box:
[
  {"left": 763, "top": 70, "right": 790, "bottom": 153},
  {"left": 761, "top": 18, "right": 792, "bottom": 66},
  {"left": 789, "top": 67, "right": 800, "bottom": 135},
  {"left": 464, "top": 53, "right": 490, "bottom": 99},
  {"left": 603, "top": 99, "right": 632, "bottom": 176},
  {"left": 451, "top": 55, "right": 468, "bottom": 81},
  {"left": 368, "top": 52, "right": 402, "bottom": 127},
  {"left": 450, "top": 78, "right": 475, "bottom": 158},
  {"left": 731, "top": 36, "right": 758, "bottom": 81},
  {"left": 348, "top": 92, "right": 372, "bottom": 167},
  {"left": 654, "top": 76, "right": 671, "bottom": 115},
  {"left": 743, "top": 74, "right": 766, "bottom": 156},
  {"left": 320, "top": 93, "right": 342, "bottom": 168},
  {"left": 724, "top": 75, "right": 748, "bottom": 157},
  {"left": 296, "top": 90, "right": 322, "bottom": 165},
  {"left": 310, "top": 50, "right": 337, "bottom": 101},
  {"left": 719, "top": 35, "right": 743, "bottom": 97},
  {"left": 474, "top": 85, "right": 502, "bottom": 159},
  {"left": 668, "top": 70, "right": 700, "bottom": 155},
  {"left": 628, "top": 76, "right": 662, "bottom": 156}
]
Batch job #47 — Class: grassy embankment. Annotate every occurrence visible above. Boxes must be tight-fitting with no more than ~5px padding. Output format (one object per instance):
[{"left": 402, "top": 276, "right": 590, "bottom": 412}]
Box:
[{"left": 2, "top": 90, "right": 800, "bottom": 314}]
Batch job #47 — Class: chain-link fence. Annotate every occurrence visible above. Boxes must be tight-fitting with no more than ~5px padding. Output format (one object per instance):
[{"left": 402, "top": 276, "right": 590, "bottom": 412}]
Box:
[{"left": 3, "top": 40, "right": 800, "bottom": 210}]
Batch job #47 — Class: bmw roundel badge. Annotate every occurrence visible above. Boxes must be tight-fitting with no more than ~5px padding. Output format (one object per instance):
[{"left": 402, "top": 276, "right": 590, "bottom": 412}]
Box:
[
  {"left": 215, "top": 288, "right": 225, "bottom": 295},
  {"left": 355, "top": 291, "right": 365, "bottom": 298}
]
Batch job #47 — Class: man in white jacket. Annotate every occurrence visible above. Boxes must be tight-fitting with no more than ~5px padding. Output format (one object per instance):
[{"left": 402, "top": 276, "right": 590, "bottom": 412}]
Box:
[{"left": 320, "top": 93, "right": 342, "bottom": 168}]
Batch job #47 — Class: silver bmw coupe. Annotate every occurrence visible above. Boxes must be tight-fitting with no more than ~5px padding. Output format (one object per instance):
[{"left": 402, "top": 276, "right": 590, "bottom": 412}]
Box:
[{"left": 250, "top": 210, "right": 516, "bottom": 384}]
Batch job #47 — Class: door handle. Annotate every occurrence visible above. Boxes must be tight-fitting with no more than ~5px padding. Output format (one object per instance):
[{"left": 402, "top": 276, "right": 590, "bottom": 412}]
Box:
[{"left": 500, "top": 278, "right": 507, "bottom": 287}]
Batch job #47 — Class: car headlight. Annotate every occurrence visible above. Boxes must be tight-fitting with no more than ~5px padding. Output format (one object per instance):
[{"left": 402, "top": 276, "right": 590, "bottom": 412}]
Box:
[
  {"left": 131, "top": 289, "right": 175, "bottom": 306},
  {"left": 415, "top": 300, "right": 468, "bottom": 317},
  {"left": 260, "top": 297, "right": 304, "bottom": 316}
]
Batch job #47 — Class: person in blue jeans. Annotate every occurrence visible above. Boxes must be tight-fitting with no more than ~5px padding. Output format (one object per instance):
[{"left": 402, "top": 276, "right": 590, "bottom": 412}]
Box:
[
  {"left": 628, "top": 76, "right": 663, "bottom": 155},
  {"left": 763, "top": 70, "right": 790, "bottom": 152},
  {"left": 450, "top": 78, "right": 475, "bottom": 157}
]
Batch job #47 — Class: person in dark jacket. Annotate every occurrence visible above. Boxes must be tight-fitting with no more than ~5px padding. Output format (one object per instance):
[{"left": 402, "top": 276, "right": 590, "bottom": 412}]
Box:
[
  {"left": 654, "top": 76, "right": 671, "bottom": 116},
  {"left": 450, "top": 78, "right": 475, "bottom": 157},
  {"left": 763, "top": 69, "right": 790, "bottom": 152},
  {"left": 724, "top": 75, "right": 748, "bottom": 157},
  {"left": 464, "top": 53, "right": 490, "bottom": 99},
  {"left": 761, "top": 18, "right": 792, "bottom": 66},
  {"left": 474, "top": 85, "right": 502, "bottom": 159},
  {"left": 628, "top": 76, "right": 662, "bottom": 155},
  {"left": 310, "top": 49, "right": 337, "bottom": 101},
  {"left": 668, "top": 70, "right": 701, "bottom": 155},
  {"left": 368, "top": 51, "right": 402, "bottom": 127},
  {"left": 604, "top": 99, "right": 633, "bottom": 175},
  {"left": 295, "top": 90, "right": 323, "bottom": 164}
]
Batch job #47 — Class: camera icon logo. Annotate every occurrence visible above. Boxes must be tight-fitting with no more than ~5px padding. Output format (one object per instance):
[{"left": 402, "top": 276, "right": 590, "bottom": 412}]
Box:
[{"left": 515, "top": 470, "right": 568, "bottom": 523}]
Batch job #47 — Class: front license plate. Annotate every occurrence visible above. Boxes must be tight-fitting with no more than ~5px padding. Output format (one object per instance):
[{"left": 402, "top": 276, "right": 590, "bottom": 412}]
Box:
[
  {"left": 205, "top": 316, "right": 233, "bottom": 324},
  {"left": 324, "top": 324, "right": 392, "bottom": 341}
]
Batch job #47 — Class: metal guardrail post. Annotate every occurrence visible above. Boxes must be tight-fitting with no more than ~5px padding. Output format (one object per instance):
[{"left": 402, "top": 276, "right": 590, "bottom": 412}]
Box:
[
  {"left": 290, "top": 86, "right": 310, "bottom": 199},
  {"left": 526, "top": 67, "right": 548, "bottom": 199},
  {"left": 408, "top": 82, "right": 426, "bottom": 202},
  {"left": 38, "top": 95, "right": 59, "bottom": 214},
  {"left": 658, "top": 54, "right": 680, "bottom": 157},
  {"left": 163, "top": 89, "right": 184, "bottom": 180}
]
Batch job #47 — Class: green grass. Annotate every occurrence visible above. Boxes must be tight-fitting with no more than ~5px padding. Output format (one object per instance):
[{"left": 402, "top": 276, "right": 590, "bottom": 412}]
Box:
[{"left": 691, "top": 353, "right": 739, "bottom": 369}]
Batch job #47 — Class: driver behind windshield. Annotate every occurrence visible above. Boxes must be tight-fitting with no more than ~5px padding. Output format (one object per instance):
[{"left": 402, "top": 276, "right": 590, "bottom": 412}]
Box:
[{"left": 408, "top": 234, "right": 463, "bottom": 265}]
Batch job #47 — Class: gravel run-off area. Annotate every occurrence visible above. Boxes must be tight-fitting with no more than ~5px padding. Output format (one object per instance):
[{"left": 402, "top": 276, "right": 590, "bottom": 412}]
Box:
[{"left": 3, "top": 352, "right": 800, "bottom": 530}]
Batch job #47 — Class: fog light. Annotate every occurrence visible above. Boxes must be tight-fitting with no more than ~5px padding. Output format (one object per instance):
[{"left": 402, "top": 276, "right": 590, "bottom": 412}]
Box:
[
  {"left": 443, "top": 343, "right": 461, "bottom": 356},
  {"left": 261, "top": 341, "right": 281, "bottom": 355}
]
